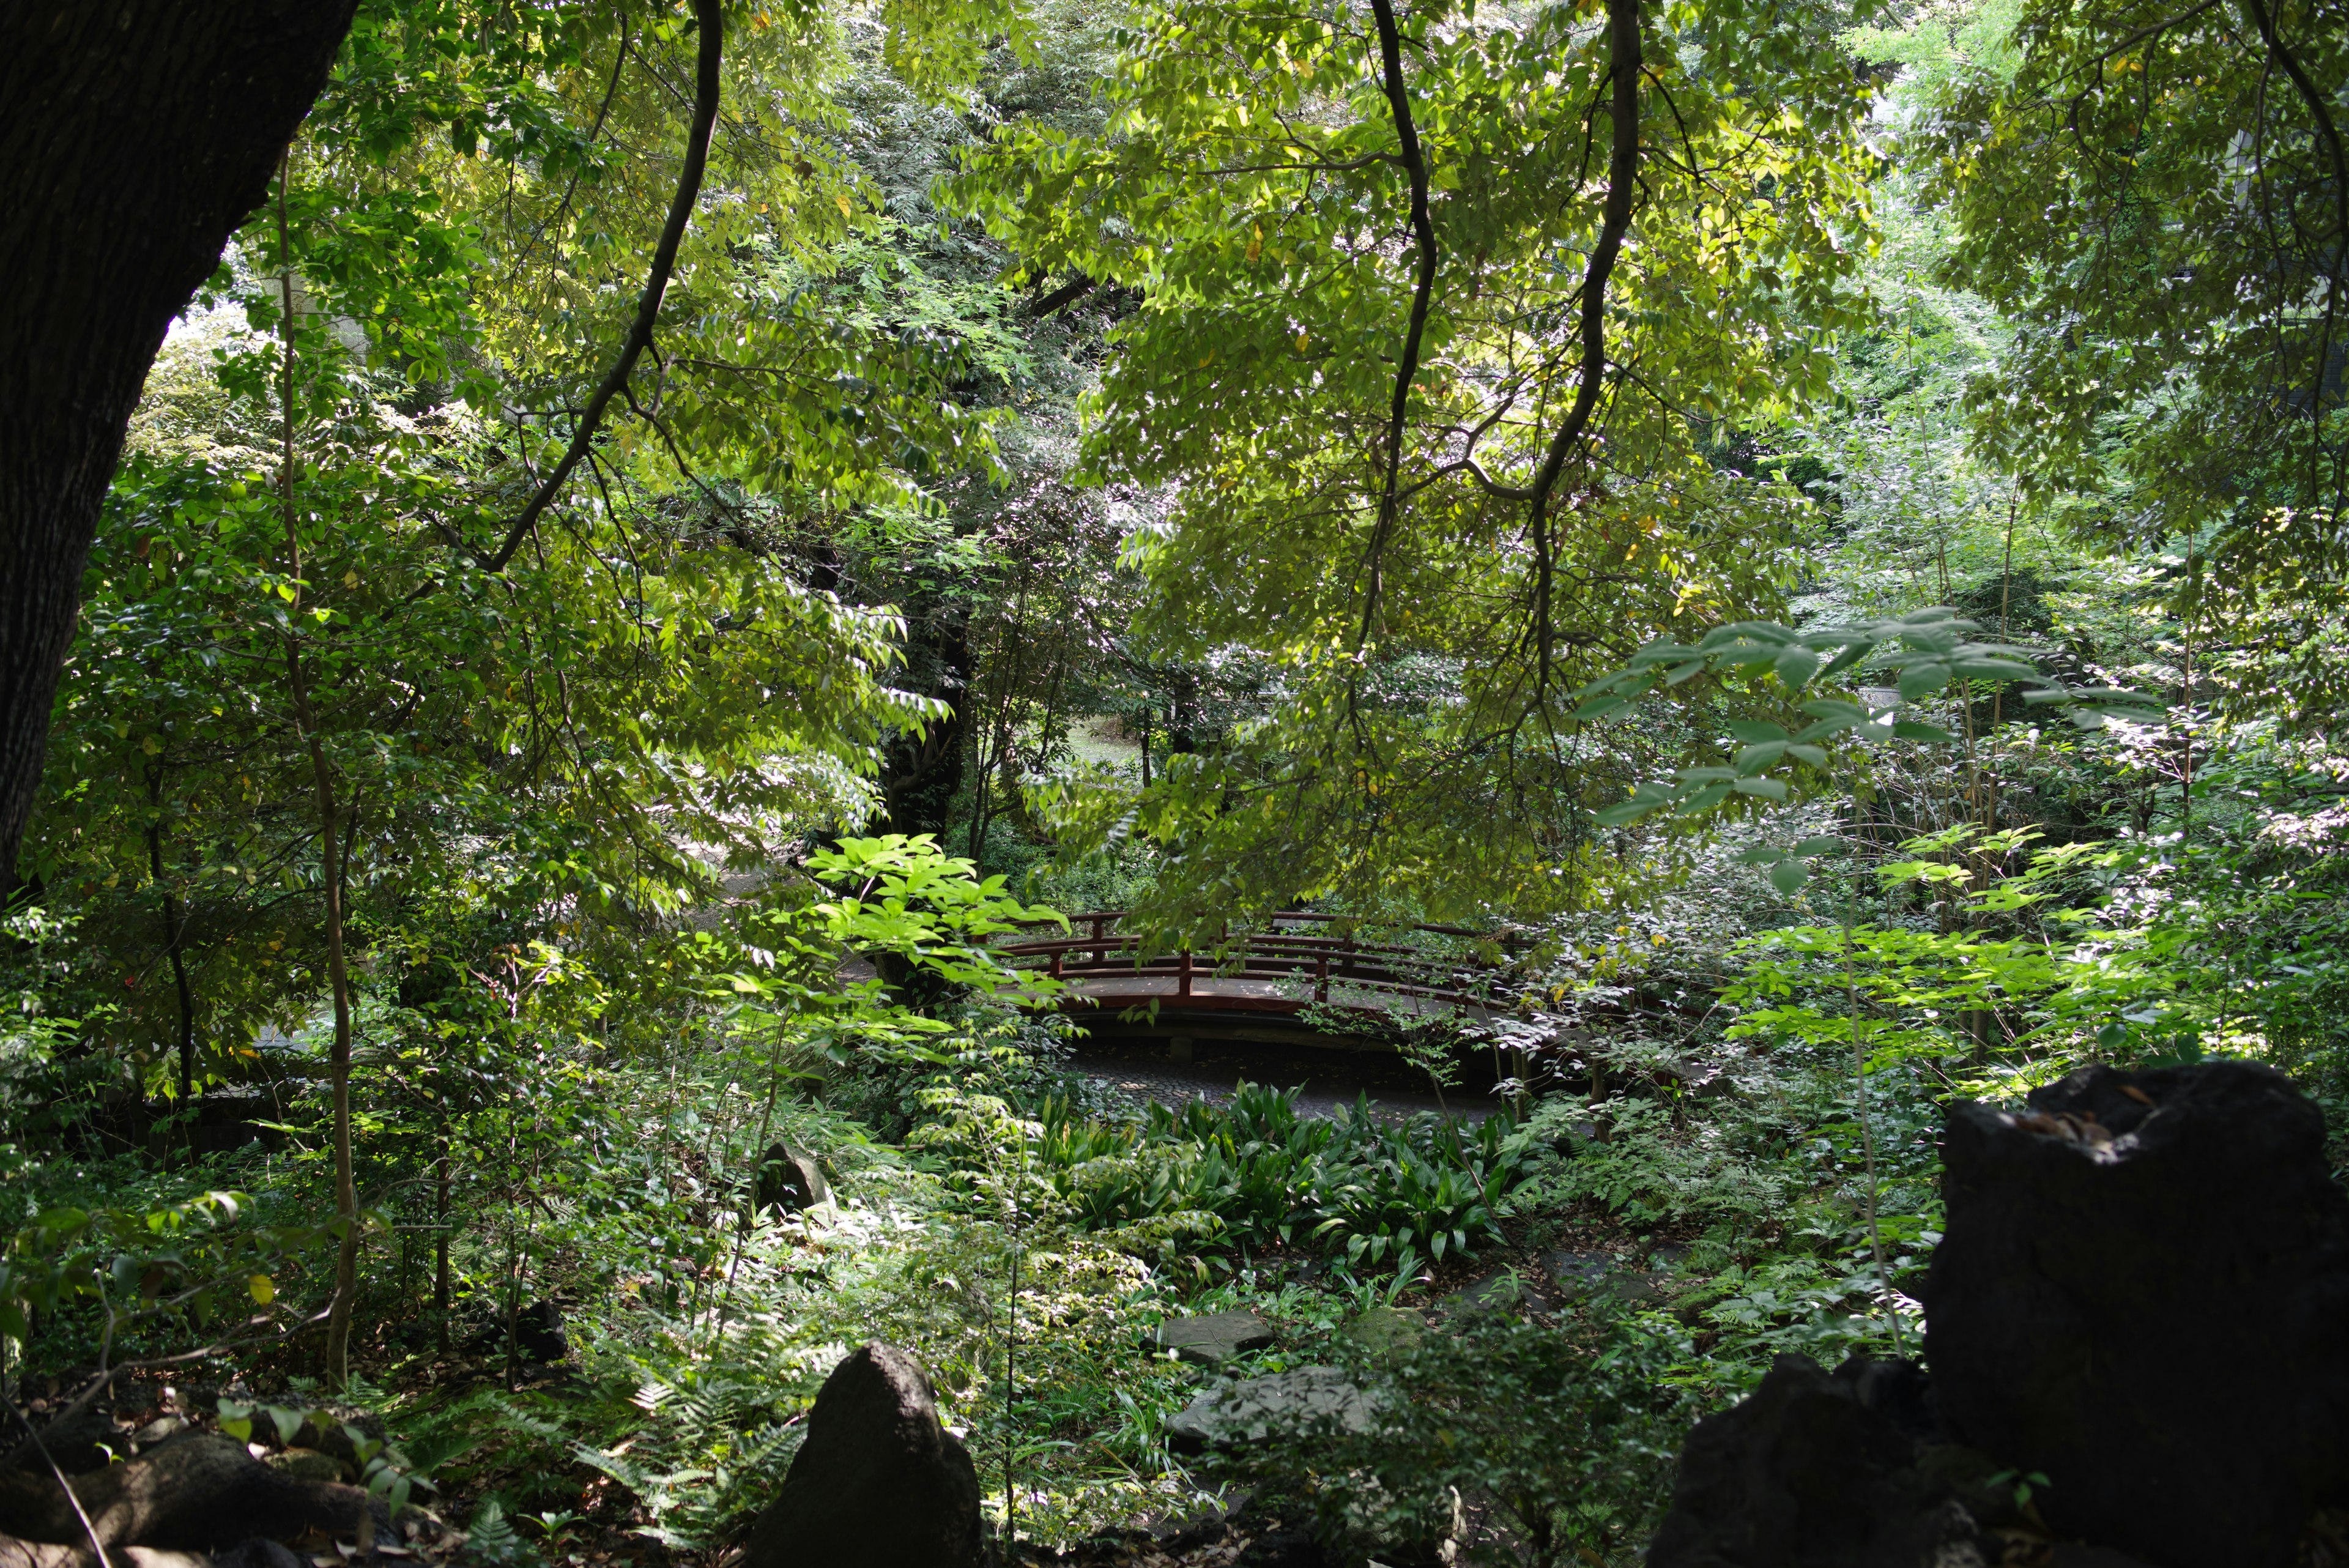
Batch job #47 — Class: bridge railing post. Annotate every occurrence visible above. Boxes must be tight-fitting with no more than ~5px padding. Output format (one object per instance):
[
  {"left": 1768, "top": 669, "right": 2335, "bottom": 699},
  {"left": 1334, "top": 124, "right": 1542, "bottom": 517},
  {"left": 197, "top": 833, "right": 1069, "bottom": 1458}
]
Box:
[
  {"left": 1179, "top": 949, "right": 1193, "bottom": 997},
  {"left": 1093, "top": 913, "right": 1108, "bottom": 967},
  {"left": 1314, "top": 953, "right": 1328, "bottom": 1003}
]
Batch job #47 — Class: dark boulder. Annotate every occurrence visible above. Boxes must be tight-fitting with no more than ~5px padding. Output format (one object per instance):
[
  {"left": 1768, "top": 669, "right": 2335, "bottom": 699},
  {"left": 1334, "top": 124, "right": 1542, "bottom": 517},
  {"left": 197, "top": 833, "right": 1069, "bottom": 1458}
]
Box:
[
  {"left": 1647, "top": 1354, "right": 1993, "bottom": 1568},
  {"left": 0, "top": 1435, "right": 367, "bottom": 1550},
  {"left": 3, "top": 1411, "right": 122, "bottom": 1476},
  {"left": 210, "top": 1539, "right": 310, "bottom": 1568},
  {"left": 755, "top": 1144, "right": 830, "bottom": 1217},
  {"left": 740, "top": 1343, "right": 982, "bottom": 1568},
  {"left": 1925, "top": 1062, "right": 2349, "bottom": 1568},
  {"left": 513, "top": 1300, "right": 568, "bottom": 1363}
]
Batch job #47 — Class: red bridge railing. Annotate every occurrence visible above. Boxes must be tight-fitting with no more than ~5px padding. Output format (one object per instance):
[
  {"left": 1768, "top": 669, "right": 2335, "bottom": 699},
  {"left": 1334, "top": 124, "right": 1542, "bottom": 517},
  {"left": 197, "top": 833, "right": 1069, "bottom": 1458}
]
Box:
[{"left": 993, "top": 910, "right": 1515, "bottom": 1019}]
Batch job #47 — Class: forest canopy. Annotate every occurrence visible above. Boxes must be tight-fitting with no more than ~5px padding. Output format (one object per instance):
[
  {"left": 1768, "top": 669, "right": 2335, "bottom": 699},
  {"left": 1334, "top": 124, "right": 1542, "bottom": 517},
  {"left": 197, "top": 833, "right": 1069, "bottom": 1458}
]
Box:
[{"left": 0, "top": 0, "right": 2343, "bottom": 1561}]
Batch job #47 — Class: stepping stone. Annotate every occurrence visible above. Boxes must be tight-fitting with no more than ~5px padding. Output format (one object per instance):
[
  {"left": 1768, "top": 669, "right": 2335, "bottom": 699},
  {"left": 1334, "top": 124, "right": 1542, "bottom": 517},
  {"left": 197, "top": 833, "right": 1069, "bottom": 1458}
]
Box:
[
  {"left": 1165, "top": 1367, "right": 1382, "bottom": 1454},
  {"left": 1441, "top": 1271, "right": 1549, "bottom": 1318},
  {"left": 1154, "top": 1310, "right": 1274, "bottom": 1366},
  {"left": 1335, "top": 1305, "right": 1423, "bottom": 1366},
  {"left": 1546, "top": 1249, "right": 1672, "bottom": 1307},
  {"left": 1546, "top": 1249, "right": 1616, "bottom": 1300},
  {"left": 1603, "top": 1271, "right": 1670, "bottom": 1306}
]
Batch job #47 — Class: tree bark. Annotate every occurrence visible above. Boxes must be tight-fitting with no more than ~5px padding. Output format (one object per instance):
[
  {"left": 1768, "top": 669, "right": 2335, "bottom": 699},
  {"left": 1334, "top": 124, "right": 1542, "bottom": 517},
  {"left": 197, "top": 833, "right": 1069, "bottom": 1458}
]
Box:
[
  {"left": 879, "top": 610, "right": 971, "bottom": 839},
  {"left": 0, "top": 2, "right": 358, "bottom": 893},
  {"left": 143, "top": 764, "right": 196, "bottom": 1104}
]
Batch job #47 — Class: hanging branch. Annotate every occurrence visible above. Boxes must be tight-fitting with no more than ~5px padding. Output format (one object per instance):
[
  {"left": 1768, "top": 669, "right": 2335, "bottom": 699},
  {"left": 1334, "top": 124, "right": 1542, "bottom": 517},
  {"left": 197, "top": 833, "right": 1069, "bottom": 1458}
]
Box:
[
  {"left": 1367, "top": 0, "right": 1642, "bottom": 692},
  {"left": 1523, "top": 0, "right": 1641, "bottom": 696},
  {"left": 480, "top": 0, "right": 725, "bottom": 573},
  {"left": 1355, "top": 0, "right": 1442, "bottom": 653},
  {"left": 2235, "top": 0, "right": 2348, "bottom": 511}
]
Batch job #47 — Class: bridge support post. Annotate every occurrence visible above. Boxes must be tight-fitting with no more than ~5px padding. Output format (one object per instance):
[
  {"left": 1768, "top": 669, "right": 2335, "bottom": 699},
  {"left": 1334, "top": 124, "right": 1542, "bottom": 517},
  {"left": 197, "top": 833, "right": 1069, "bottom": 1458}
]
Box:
[
  {"left": 1179, "top": 950, "right": 1193, "bottom": 997},
  {"left": 1314, "top": 954, "right": 1328, "bottom": 1003}
]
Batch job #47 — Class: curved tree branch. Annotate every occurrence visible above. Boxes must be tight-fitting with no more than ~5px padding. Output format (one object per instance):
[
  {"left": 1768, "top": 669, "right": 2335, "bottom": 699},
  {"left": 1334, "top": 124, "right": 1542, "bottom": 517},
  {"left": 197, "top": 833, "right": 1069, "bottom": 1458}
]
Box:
[
  {"left": 1524, "top": 0, "right": 1641, "bottom": 695},
  {"left": 481, "top": 0, "right": 725, "bottom": 573},
  {"left": 2238, "top": 0, "right": 2349, "bottom": 508},
  {"left": 1355, "top": 0, "right": 1442, "bottom": 653}
]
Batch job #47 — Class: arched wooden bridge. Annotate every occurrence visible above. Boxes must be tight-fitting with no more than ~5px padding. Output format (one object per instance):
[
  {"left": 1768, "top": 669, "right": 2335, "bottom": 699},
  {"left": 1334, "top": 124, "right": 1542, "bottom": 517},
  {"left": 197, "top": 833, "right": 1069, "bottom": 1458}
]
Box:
[{"left": 993, "top": 910, "right": 1518, "bottom": 1027}]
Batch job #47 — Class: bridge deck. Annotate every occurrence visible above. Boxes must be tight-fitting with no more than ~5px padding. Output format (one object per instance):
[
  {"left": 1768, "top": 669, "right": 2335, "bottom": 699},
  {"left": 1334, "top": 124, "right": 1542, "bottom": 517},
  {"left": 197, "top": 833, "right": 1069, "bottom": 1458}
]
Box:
[{"left": 996, "top": 910, "right": 1513, "bottom": 1025}]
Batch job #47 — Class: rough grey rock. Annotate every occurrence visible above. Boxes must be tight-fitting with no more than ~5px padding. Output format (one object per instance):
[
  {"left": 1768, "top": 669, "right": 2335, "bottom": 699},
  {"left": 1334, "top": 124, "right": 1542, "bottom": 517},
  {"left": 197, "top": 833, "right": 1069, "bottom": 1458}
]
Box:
[
  {"left": 127, "top": 1419, "right": 185, "bottom": 1451},
  {"left": 1165, "top": 1368, "right": 1381, "bottom": 1455},
  {"left": 1439, "top": 1271, "right": 1547, "bottom": 1318},
  {"left": 1544, "top": 1249, "right": 1614, "bottom": 1299},
  {"left": 1926, "top": 1062, "right": 2349, "bottom": 1568},
  {"left": 1334, "top": 1306, "right": 1422, "bottom": 1367},
  {"left": 754, "top": 1143, "right": 830, "bottom": 1216},
  {"left": 740, "top": 1343, "right": 982, "bottom": 1568},
  {"left": 1646, "top": 1354, "right": 1992, "bottom": 1568},
  {"left": 261, "top": 1449, "right": 341, "bottom": 1485},
  {"left": 1154, "top": 1311, "right": 1274, "bottom": 1367}
]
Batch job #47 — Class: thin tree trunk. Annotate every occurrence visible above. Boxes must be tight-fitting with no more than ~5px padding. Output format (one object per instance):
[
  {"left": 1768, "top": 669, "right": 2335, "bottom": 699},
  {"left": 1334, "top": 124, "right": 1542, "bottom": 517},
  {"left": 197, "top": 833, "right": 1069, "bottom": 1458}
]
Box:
[
  {"left": 144, "top": 765, "right": 198, "bottom": 1104},
  {"left": 275, "top": 166, "right": 360, "bottom": 1384},
  {"left": 435, "top": 1145, "right": 452, "bottom": 1359},
  {"left": 0, "top": 3, "right": 357, "bottom": 891}
]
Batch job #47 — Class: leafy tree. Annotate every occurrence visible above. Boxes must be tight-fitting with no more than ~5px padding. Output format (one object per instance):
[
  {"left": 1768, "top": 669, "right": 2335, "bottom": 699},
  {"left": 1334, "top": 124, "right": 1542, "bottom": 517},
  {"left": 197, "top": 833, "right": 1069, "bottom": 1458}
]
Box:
[
  {"left": 968, "top": 0, "right": 1886, "bottom": 927},
  {"left": 1913, "top": 0, "right": 2348, "bottom": 709}
]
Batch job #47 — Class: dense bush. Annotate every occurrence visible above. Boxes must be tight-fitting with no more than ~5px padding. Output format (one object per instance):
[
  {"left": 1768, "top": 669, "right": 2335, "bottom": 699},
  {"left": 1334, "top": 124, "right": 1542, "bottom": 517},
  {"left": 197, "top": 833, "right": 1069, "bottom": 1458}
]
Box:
[{"left": 1227, "top": 1310, "right": 1697, "bottom": 1567}]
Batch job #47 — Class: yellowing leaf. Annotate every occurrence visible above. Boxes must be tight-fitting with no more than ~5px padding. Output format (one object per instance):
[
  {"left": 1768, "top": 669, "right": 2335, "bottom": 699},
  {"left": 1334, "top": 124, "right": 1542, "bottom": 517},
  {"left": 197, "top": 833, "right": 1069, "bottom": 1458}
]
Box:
[{"left": 248, "top": 1274, "right": 275, "bottom": 1304}]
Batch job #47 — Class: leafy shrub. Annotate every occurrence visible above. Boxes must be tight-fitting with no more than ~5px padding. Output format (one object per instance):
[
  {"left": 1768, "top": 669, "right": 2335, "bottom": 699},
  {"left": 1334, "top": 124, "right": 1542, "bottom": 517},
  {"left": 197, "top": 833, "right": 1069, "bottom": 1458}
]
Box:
[{"left": 1225, "top": 1310, "right": 1698, "bottom": 1567}]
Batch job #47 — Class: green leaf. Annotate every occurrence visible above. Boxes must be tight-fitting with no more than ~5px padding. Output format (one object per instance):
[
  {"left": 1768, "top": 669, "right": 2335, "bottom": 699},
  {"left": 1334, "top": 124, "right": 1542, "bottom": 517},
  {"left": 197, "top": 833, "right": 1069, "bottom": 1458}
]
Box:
[
  {"left": 1569, "top": 695, "right": 1630, "bottom": 721},
  {"left": 1791, "top": 835, "right": 1844, "bottom": 856},
  {"left": 1890, "top": 721, "right": 1956, "bottom": 742},
  {"left": 1767, "top": 859, "right": 1809, "bottom": 894},
  {"left": 1724, "top": 719, "right": 1791, "bottom": 743},
  {"left": 1896, "top": 663, "right": 1953, "bottom": 700},
  {"left": 1731, "top": 776, "right": 1789, "bottom": 800},
  {"left": 1679, "top": 782, "right": 1735, "bottom": 812},
  {"left": 1786, "top": 744, "right": 1828, "bottom": 765},
  {"left": 1772, "top": 647, "right": 1820, "bottom": 688},
  {"left": 1732, "top": 847, "right": 1787, "bottom": 864},
  {"left": 1950, "top": 657, "right": 2035, "bottom": 680}
]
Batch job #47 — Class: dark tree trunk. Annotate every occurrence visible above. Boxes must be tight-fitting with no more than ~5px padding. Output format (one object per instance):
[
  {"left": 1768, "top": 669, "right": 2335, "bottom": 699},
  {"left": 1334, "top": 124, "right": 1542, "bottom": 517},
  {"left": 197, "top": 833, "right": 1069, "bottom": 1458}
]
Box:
[
  {"left": 0, "top": 2, "right": 358, "bottom": 892},
  {"left": 878, "top": 610, "right": 971, "bottom": 839}
]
